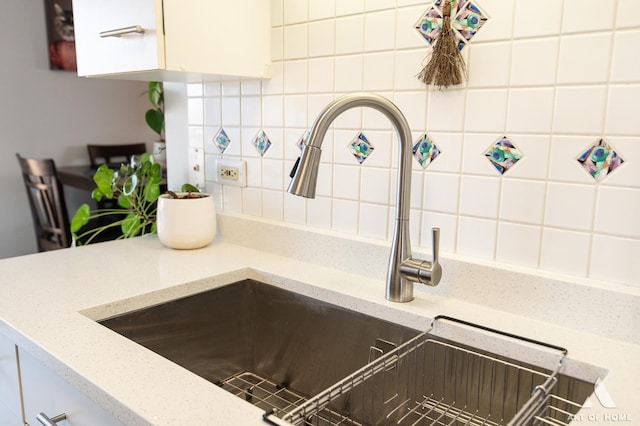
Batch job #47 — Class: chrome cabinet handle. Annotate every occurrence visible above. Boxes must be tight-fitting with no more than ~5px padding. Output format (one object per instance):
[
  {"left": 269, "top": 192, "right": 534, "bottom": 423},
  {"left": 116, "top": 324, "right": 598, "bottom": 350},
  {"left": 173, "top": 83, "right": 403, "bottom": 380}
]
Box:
[
  {"left": 36, "top": 412, "right": 67, "bottom": 426},
  {"left": 99, "top": 25, "right": 145, "bottom": 38}
]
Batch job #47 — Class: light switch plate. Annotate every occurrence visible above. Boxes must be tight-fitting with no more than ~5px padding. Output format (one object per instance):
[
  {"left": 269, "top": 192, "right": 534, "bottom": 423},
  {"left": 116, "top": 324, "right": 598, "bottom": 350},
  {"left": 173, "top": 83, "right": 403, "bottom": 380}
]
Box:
[{"left": 215, "top": 159, "right": 247, "bottom": 187}]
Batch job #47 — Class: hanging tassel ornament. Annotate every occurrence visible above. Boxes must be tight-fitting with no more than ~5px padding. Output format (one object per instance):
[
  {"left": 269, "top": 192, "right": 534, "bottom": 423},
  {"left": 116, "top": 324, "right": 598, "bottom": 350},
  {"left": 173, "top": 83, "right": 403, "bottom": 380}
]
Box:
[{"left": 418, "top": 0, "right": 467, "bottom": 89}]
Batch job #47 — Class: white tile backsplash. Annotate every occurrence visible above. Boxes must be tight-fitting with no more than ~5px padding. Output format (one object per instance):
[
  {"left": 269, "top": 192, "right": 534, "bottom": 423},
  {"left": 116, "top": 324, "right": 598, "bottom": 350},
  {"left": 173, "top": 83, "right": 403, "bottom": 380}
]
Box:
[
  {"left": 499, "top": 179, "right": 546, "bottom": 225},
  {"left": 459, "top": 175, "right": 500, "bottom": 218},
  {"left": 544, "top": 182, "right": 596, "bottom": 231},
  {"left": 562, "top": 0, "right": 615, "bottom": 33},
  {"left": 611, "top": 30, "right": 640, "bottom": 82},
  {"left": 540, "top": 228, "right": 591, "bottom": 277},
  {"left": 606, "top": 85, "right": 640, "bottom": 135},
  {"left": 510, "top": 38, "right": 559, "bottom": 87},
  {"left": 557, "top": 33, "right": 612, "bottom": 84},
  {"left": 552, "top": 86, "right": 607, "bottom": 134},
  {"left": 507, "top": 88, "right": 555, "bottom": 134},
  {"left": 364, "top": 10, "right": 396, "bottom": 52},
  {"left": 188, "top": 1, "right": 640, "bottom": 288},
  {"left": 496, "top": 222, "right": 541, "bottom": 267},
  {"left": 308, "top": 20, "right": 335, "bottom": 58},
  {"left": 594, "top": 187, "right": 640, "bottom": 238},
  {"left": 513, "top": 0, "right": 563, "bottom": 38}
]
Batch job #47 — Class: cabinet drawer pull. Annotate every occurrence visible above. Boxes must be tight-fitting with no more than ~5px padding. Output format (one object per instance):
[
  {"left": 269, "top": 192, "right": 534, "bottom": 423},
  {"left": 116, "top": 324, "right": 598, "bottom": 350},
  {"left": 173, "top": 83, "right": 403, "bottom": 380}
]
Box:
[
  {"left": 100, "top": 25, "right": 146, "bottom": 38},
  {"left": 36, "top": 412, "right": 67, "bottom": 426}
]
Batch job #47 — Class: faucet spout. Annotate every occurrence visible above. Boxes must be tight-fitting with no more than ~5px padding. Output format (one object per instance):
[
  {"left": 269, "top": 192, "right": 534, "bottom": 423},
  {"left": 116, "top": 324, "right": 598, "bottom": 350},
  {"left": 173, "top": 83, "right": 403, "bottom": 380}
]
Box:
[{"left": 288, "top": 92, "right": 441, "bottom": 302}]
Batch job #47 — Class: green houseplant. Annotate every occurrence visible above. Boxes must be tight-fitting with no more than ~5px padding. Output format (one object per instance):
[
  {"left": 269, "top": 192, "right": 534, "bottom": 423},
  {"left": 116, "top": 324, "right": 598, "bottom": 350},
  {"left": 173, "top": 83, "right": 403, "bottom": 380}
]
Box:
[
  {"left": 146, "top": 81, "right": 166, "bottom": 167},
  {"left": 70, "top": 153, "right": 199, "bottom": 245},
  {"left": 146, "top": 81, "right": 164, "bottom": 140}
]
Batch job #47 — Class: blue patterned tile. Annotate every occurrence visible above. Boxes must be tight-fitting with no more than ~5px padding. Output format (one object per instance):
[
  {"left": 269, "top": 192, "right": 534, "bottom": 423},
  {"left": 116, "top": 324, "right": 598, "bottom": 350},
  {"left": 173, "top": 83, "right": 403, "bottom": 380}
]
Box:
[
  {"left": 253, "top": 130, "right": 272, "bottom": 157},
  {"left": 577, "top": 139, "right": 624, "bottom": 182},
  {"left": 348, "top": 132, "right": 375, "bottom": 164},
  {"left": 412, "top": 134, "right": 441, "bottom": 169},
  {"left": 415, "top": 6, "right": 442, "bottom": 46},
  {"left": 452, "top": 0, "right": 488, "bottom": 41},
  {"left": 485, "top": 136, "right": 523, "bottom": 174},
  {"left": 213, "top": 128, "right": 231, "bottom": 154},
  {"left": 415, "top": 0, "right": 488, "bottom": 49}
]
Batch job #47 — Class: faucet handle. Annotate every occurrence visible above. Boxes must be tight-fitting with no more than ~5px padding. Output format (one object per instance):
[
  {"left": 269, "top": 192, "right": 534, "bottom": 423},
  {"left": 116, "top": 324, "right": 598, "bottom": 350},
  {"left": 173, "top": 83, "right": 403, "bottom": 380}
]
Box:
[
  {"left": 398, "top": 227, "right": 442, "bottom": 287},
  {"left": 431, "top": 227, "right": 440, "bottom": 265}
]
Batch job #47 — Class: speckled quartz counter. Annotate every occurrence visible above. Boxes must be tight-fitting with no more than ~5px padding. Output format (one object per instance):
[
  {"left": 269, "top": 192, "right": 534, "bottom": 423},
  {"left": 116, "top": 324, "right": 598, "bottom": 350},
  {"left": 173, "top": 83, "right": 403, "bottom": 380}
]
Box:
[{"left": 0, "top": 214, "right": 638, "bottom": 425}]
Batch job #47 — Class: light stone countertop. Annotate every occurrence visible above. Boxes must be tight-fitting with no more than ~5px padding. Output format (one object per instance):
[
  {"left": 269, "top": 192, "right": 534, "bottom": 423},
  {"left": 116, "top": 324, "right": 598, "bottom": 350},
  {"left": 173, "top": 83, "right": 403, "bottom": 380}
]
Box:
[{"left": 0, "top": 215, "right": 638, "bottom": 425}]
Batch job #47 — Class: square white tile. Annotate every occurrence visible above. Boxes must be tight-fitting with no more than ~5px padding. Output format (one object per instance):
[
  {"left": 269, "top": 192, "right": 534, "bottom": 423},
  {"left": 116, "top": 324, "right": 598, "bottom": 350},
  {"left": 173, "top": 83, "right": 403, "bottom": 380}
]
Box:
[
  {"left": 364, "top": 10, "right": 396, "bottom": 52},
  {"left": 510, "top": 38, "right": 559, "bottom": 87},
  {"left": 557, "top": 33, "right": 612, "bottom": 84},
  {"left": 544, "top": 182, "right": 596, "bottom": 231},
  {"left": 499, "top": 179, "right": 546, "bottom": 225},
  {"left": 309, "top": 20, "right": 335, "bottom": 58},
  {"left": 335, "top": 15, "right": 365, "bottom": 54},
  {"left": 594, "top": 186, "right": 640, "bottom": 238},
  {"left": 359, "top": 202, "right": 389, "bottom": 240},
  {"left": 457, "top": 216, "right": 497, "bottom": 260},
  {"left": 539, "top": 228, "right": 590, "bottom": 277},
  {"left": 496, "top": 222, "right": 541, "bottom": 268},
  {"left": 553, "top": 86, "right": 607, "bottom": 134},
  {"left": 507, "top": 88, "right": 555, "bottom": 133},
  {"left": 459, "top": 175, "right": 500, "bottom": 218}
]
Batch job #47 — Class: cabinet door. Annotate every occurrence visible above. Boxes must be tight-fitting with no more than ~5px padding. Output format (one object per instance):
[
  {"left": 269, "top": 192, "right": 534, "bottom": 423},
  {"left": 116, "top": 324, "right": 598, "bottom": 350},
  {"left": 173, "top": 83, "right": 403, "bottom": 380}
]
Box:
[
  {"left": 0, "top": 333, "right": 22, "bottom": 425},
  {"left": 73, "top": 0, "right": 165, "bottom": 76},
  {"left": 19, "top": 349, "right": 122, "bottom": 426}
]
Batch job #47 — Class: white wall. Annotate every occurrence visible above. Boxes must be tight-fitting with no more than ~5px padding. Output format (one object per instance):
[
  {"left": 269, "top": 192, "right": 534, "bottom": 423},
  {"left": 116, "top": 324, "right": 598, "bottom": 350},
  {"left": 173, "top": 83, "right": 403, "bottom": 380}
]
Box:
[
  {"left": 183, "top": 0, "right": 640, "bottom": 289},
  {"left": 0, "top": 1, "right": 152, "bottom": 258}
]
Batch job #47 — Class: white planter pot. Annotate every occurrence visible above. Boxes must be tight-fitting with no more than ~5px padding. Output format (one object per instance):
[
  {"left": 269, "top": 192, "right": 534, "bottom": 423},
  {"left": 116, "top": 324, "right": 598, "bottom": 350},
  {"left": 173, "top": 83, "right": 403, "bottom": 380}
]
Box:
[{"left": 157, "top": 193, "right": 216, "bottom": 249}]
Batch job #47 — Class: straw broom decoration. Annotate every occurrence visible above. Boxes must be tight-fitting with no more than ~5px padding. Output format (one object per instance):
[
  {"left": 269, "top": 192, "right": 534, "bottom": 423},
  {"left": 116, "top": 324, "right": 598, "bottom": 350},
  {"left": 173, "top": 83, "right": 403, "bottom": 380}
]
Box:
[{"left": 418, "top": 0, "right": 467, "bottom": 89}]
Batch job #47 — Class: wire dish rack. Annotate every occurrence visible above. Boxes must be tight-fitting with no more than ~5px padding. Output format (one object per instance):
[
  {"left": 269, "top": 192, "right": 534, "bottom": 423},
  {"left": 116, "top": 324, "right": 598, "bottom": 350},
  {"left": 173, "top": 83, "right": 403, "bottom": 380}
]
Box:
[{"left": 263, "top": 316, "right": 584, "bottom": 426}]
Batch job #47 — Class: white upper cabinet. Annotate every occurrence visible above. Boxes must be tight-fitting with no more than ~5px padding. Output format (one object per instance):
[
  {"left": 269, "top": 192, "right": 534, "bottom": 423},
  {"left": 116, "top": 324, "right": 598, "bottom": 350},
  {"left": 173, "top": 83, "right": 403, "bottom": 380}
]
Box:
[{"left": 72, "top": 0, "right": 272, "bottom": 81}]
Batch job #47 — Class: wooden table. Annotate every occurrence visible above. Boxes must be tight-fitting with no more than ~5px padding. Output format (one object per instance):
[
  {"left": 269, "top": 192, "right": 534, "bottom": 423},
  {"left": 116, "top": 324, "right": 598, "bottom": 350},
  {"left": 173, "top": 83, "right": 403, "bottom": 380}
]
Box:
[
  {"left": 58, "top": 165, "right": 167, "bottom": 192},
  {"left": 57, "top": 165, "right": 98, "bottom": 191}
]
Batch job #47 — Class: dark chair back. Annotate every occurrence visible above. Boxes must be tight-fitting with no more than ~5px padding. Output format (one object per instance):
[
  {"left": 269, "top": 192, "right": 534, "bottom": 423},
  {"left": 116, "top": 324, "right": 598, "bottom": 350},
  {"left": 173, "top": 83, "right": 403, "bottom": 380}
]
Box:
[
  {"left": 87, "top": 143, "right": 147, "bottom": 168},
  {"left": 16, "top": 154, "right": 71, "bottom": 252}
]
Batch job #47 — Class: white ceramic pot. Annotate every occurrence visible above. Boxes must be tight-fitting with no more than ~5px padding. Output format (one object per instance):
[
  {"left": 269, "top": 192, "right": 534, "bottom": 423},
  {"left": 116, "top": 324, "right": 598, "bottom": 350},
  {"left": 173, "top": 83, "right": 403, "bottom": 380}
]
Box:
[{"left": 156, "top": 192, "right": 216, "bottom": 249}]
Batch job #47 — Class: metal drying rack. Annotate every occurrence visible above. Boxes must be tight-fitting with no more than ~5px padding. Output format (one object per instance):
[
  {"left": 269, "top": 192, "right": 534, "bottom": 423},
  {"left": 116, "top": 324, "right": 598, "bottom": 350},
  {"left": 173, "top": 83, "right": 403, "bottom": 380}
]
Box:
[{"left": 263, "top": 316, "right": 583, "bottom": 426}]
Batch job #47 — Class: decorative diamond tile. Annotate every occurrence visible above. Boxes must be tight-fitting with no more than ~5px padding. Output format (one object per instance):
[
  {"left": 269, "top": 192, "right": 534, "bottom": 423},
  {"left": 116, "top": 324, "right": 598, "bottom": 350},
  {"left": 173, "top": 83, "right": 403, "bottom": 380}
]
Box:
[
  {"left": 412, "top": 134, "right": 441, "bottom": 169},
  {"left": 452, "top": 1, "right": 488, "bottom": 41},
  {"left": 415, "top": 0, "right": 488, "bottom": 49},
  {"left": 213, "top": 128, "right": 231, "bottom": 154},
  {"left": 577, "top": 139, "right": 624, "bottom": 182},
  {"left": 485, "top": 136, "right": 523, "bottom": 174},
  {"left": 415, "top": 7, "right": 442, "bottom": 45},
  {"left": 253, "top": 129, "right": 272, "bottom": 157},
  {"left": 348, "top": 132, "right": 375, "bottom": 164},
  {"left": 296, "top": 130, "right": 310, "bottom": 151}
]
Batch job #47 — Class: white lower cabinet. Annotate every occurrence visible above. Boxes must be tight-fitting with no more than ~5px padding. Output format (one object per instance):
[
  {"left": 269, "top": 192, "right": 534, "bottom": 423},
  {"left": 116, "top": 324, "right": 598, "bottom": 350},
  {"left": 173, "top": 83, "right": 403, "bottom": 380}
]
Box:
[
  {"left": 0, "top": 333, "right": 22, "bottom": 425},
  {"left": 19, "top": 348, "right": 122, "bottom": 426}
]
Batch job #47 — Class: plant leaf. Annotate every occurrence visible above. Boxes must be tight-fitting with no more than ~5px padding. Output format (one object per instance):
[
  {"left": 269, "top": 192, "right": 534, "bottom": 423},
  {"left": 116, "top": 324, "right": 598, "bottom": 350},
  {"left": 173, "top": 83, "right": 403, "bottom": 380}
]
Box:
[
  {"left": 123, "top": 175, "right": 139, "bottom": 196},
  {"left": 121, "top": 214, "right": 141, "bottom": 237},
  {"left": 91, "top": 188, "right": 104, "bottom": 202},
  {"left": 148, "top": 81, "right": 163, "bottom": 108},
  {"left": 181, "top": 183, "right": 200, "bottom": 193},
  {"left": 117, "top": 193, "right": 131, "bottom": 208},
  {"left": 70, "top": 204, "right": 91, "bottom": 233},
  {"left": 145, "top": 109, "right": 164, "bottom": 136},
  {"left": 145, "top": 182, "right": 161, "bottom": 203},
  {"left": 93, "top": 164, "right": 115, "bottom": 198}
]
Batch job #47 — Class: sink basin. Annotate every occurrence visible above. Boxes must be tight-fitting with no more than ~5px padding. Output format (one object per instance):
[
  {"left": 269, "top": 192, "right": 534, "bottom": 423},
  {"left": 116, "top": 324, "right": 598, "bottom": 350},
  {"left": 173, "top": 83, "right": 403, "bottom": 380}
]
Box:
[
  {"left": 99, "top": 280, "right": 596, "bottom": 425},
  {"left": 99, "top": 279, "right": 420, "bottom": 410}
]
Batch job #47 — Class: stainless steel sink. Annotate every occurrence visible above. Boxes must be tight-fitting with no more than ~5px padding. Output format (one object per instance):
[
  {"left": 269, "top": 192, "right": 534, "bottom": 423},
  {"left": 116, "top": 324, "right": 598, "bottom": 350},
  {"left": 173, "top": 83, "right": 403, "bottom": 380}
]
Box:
[
  {"left": 99, "top": 279, "right": 420, "bottom": 410},
  {"left": 99, "top": 280, "right": 595, "bottom": 425}
]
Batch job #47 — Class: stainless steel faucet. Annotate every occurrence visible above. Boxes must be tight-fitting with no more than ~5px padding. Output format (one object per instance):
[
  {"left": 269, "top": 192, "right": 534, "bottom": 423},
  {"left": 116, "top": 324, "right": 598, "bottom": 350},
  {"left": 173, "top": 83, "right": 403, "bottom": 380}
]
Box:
[{"left": 288, "top": 92, "right": 442, "bottom": 302}]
